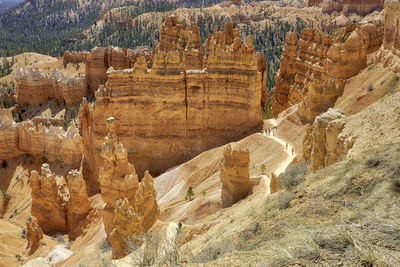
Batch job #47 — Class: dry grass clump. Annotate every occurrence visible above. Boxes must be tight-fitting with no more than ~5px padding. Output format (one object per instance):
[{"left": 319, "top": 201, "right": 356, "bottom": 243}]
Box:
[{"left": 277, "top": 161, "right": 309, "bottom": 191}]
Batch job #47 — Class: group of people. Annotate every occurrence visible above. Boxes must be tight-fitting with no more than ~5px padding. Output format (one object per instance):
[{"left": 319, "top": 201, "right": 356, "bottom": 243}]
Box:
[{"left": 261, "top": 127, "right": 294, "bottom": 155}]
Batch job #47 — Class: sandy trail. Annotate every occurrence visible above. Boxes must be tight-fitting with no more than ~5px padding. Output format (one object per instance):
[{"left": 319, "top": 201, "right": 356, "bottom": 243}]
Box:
[{"left": 263, "top": 118, "right": 296, "bottom": 176}]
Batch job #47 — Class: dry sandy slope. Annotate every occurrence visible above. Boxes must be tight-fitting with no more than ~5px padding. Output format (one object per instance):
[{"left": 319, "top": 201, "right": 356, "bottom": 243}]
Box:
[{"left": 154, "top": 132, "right": 292, "bottom": 224}]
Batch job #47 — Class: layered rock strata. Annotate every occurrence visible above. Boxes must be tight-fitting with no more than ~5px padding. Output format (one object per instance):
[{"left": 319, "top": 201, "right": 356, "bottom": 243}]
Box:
[
  {"left": 17, "top": 67, "right": 87, "bottom": 107},
  {"left": 80, "top": 18, "right": 264, "bottom": 188},
  {"left": 63, "top": 51, "right": 88, "bottom": 63},
  {"left": 85, "top": 46, "right": 153, "bottom": 92},
  {"left": 303, "top": 109, "right": 354, "bottom": 171},
  {"left": 0, "top": 112, "right": 82, "bottom": 164},
  {"left": 26, "top": 216, "right": 43, "bottom": 255},
  {"left": 220, "top": 145, "right": 252, "bottom": 208},
  {"left": 99, "top": 117, "right": 139, "bottom": 236},
  {"left": 272, "top": 22, "right": 383, "bottom": 121},
  {"left": 109, "top": 172, "right": 160, "bottom": 259},
  {"left": 376, "top": 0, "right": 400, "bottom": 72},
  {"left": 308, "top": 0, "right": 384, "bottom": 15},
  {"left": 30, "top": 164, "right": 90, "bottom": 238}
]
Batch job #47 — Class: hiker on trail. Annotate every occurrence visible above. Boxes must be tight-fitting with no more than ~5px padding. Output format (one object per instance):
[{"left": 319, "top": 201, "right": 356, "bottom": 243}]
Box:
[
  {"left": 292, "top": 148, "right": 294, "bottom": 155},
  {"left": 286, "top": 143, "right": 288, "bottom": 149}
]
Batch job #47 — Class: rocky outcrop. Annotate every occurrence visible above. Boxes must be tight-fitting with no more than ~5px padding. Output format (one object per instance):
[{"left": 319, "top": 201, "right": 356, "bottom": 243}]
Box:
[
  {"left": 66, "top": 169, "right": 91, "bottom": 239},
  {"left": 303, "top": 109, "right": 353, "bottom": 171},
  {"left": 270, "top": 173, "right": 282, "bottom": 194},
  {"left": 63, "top": 51, "right": 88, "bottom": 63},
  {"left": 26, "top": 216, "right": 43, "bottom": 255},
  {"left": 308, "top": 0, "right": 384, "bottom": 15},
  {"left": 80, "top": 18, "right": 263, "bottom": 188},
  {"left": 85, "top": 46, "right": 153, "bottom": 92},
  {"left": 109, "top": 171, "right": 159, "bottom": 259},
  {"left": 30, "top": 164, "right": 68, "bottom": 235},
  {"left": 30, "top": 164, "right": 90, "bottom": 238},
  {"left": 0, "top": 116, "right": 82, "bottom": 164},
  {"left": 108, "top": 198, "right": 143, "bottom": 259},
  {"left": 99, "top": 117, "right": 139, "bottom": 236},
  {"left": 220, "top": 145, "right": 252, "bottom": 208},
  {"left": 17, "top": 67, "right": 87, "bottom": 107},
  {"left": 376, "top": 0, "right": 400, "bottom": 72},
  {"left": 272, "top": 22, "right": 383, "bottom": 121},
  {"left": 132, "top": 171, "right": 160, "bottom": 232}
]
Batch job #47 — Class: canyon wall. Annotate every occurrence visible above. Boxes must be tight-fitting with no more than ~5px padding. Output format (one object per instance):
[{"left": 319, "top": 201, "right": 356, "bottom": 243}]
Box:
[
  {"left": 376, "top": 0, "right": 400, "bottom": 72},
  {"left": 308, "top": 0, "right": 384, "bottom": 16},
  {"left": 17, "top": 67, "right": 87, "bottom": 107},
  {"left": 80, "top": 17, "right": 264, "bottom": 191},
  {"left": 0, "top": 111, "right": 82, "bottom": 164},
  {"left": 272, "top": 21, "right": 383, "bottom": 121}
]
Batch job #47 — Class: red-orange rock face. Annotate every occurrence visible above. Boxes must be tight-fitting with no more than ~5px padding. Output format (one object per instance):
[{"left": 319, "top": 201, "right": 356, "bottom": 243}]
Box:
[
  {"left": 30, "top": 164, "right": 90, "bottom": 238},
  {"left": 80, "top": 18, "right": 263, "bottom": 190},
  {"left": 272, "top": 22, "right": 383, "bottom": 121},
  {"left": 308, "top": 0, "right": 384, "bottom": 16},
  {"left": 26, "top": 216, "right": 43, "bottom": 256},
  {"left": 17, "top": 67, "right": 87, "bottom": 107},
  {"left": 0, "top": 111, "right": 82, "bottom": 165},
  {"left": 376, "top": 0, "right": 400, "bottom": 72}
]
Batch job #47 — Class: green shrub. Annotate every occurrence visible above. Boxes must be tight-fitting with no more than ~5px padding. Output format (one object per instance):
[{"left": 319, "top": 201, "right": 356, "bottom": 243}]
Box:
[
  {"left": 185, "top": 186, "right": 194, "bottom": 201},
  {"left": 0, "top": 185, "right": 9, "bottom": 201},
  {"left": 278, "top": 190, "right": 294, "bottom": 210}
]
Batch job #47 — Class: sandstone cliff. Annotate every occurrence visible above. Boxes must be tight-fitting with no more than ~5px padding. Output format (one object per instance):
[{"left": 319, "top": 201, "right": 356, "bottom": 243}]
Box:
[
  {"left": 272, "top": 22, "right": 383, "bottom": 121},
  {"left": 30, "top": 163, "right": 91, "bottom": 238},
  {"left": 308, "top": 0, "right": 384, "bottom": 15},
  {"left": 0, "top": 111, "right": 82, "bottom": 164},
  {"left": 376, "top": 0, "right": 400, "bottom": 72},
  {"left": 26, "top": 216, "right": 43, "bottom": 256},
  {"left": 80, "top": 18, "right": 263, "bottom": 189},
  {"left": 99, "top": 117, "right": 139, "bottom": 236},
  {"left": 85, "top": 46, "right": 153, "bottom": 92},
  {"left": 63, "top": 51, "right": 88, "bottom": 63},
  {"left": 17, "top": 66, "right": 87, "bottom": 107},
  {"left": 302, "top": 109, "right": 353, "bottom": 171},
  {"left": 220, "top": 145, "right": 252, "bottom": 208}
]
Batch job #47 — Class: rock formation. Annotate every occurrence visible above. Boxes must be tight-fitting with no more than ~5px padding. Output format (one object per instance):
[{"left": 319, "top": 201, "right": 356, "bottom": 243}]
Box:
[
  {"left": 85, "top": 46, "right": 153, "bottom": 92},
  {"left": 272, "top": 22, "right": 383, "bottom": 121},
  {"left": 0, "top": 112, "right": 82, "bottom": 164},
  {"left": 220, "top": 145, "right": 252, "bottom": 208},
  {"left": 99, "top": 117, "right": 139, "bottom": 236},
  {"left": 17, "top": 67, "right": 87, "bottom": 107},
  {"left": 30, "top": 163, "right": 68, "bottom": 235},
  {"left": 376, "top": 0, "right": 400, "bottom": 72},
  {"left": 80, "top": 18, "right": 263, "bottom": 189},
  {"left": 270, "top": 173, "right": 282, "bottom": 194},
  {"left": 108, "top": 198, "right": 143, "bottom": 259},
  {"left": 308, "top": 0, "right": 384, "bottom": 15},
  {"left": 66, "top": 169, "right": 91, "bottom": 239},
  {"left": 30, "top": 163, "right": 91, "bottom": 238},
  {"left": 303, "top": 109, "right": 353, "bottom": 171},
  {"left": 132, "top": 171, "right": 160, "bottom": 232},
  {"left": 109, "top": 171, "right": 159, "bottom": 259},
  {"left": 26, "top": 216, "right": 43, "bottom": 256},
  {"left": 63, "top": 51, "right": 88, "bottom": 63}
]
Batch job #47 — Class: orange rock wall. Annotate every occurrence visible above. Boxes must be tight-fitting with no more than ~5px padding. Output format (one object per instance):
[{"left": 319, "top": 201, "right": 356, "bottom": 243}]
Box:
[
  {"left": 308, "top": 0, "right": 384, "bottom": 15},
  {"left": 80, "top": 19, "right": 263, "bottom": 191},
  {"left": 376, "top": 0, "right": 400, "bottom": 72},
  {"left": 17, "top": 67, "right": 87, "bottom": 107},
  {"left": 272, "top": 22, "right": 383, "bottom": 121},
  {"left": 0, "top": 112, "right": 82, "bottom": 164}
]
